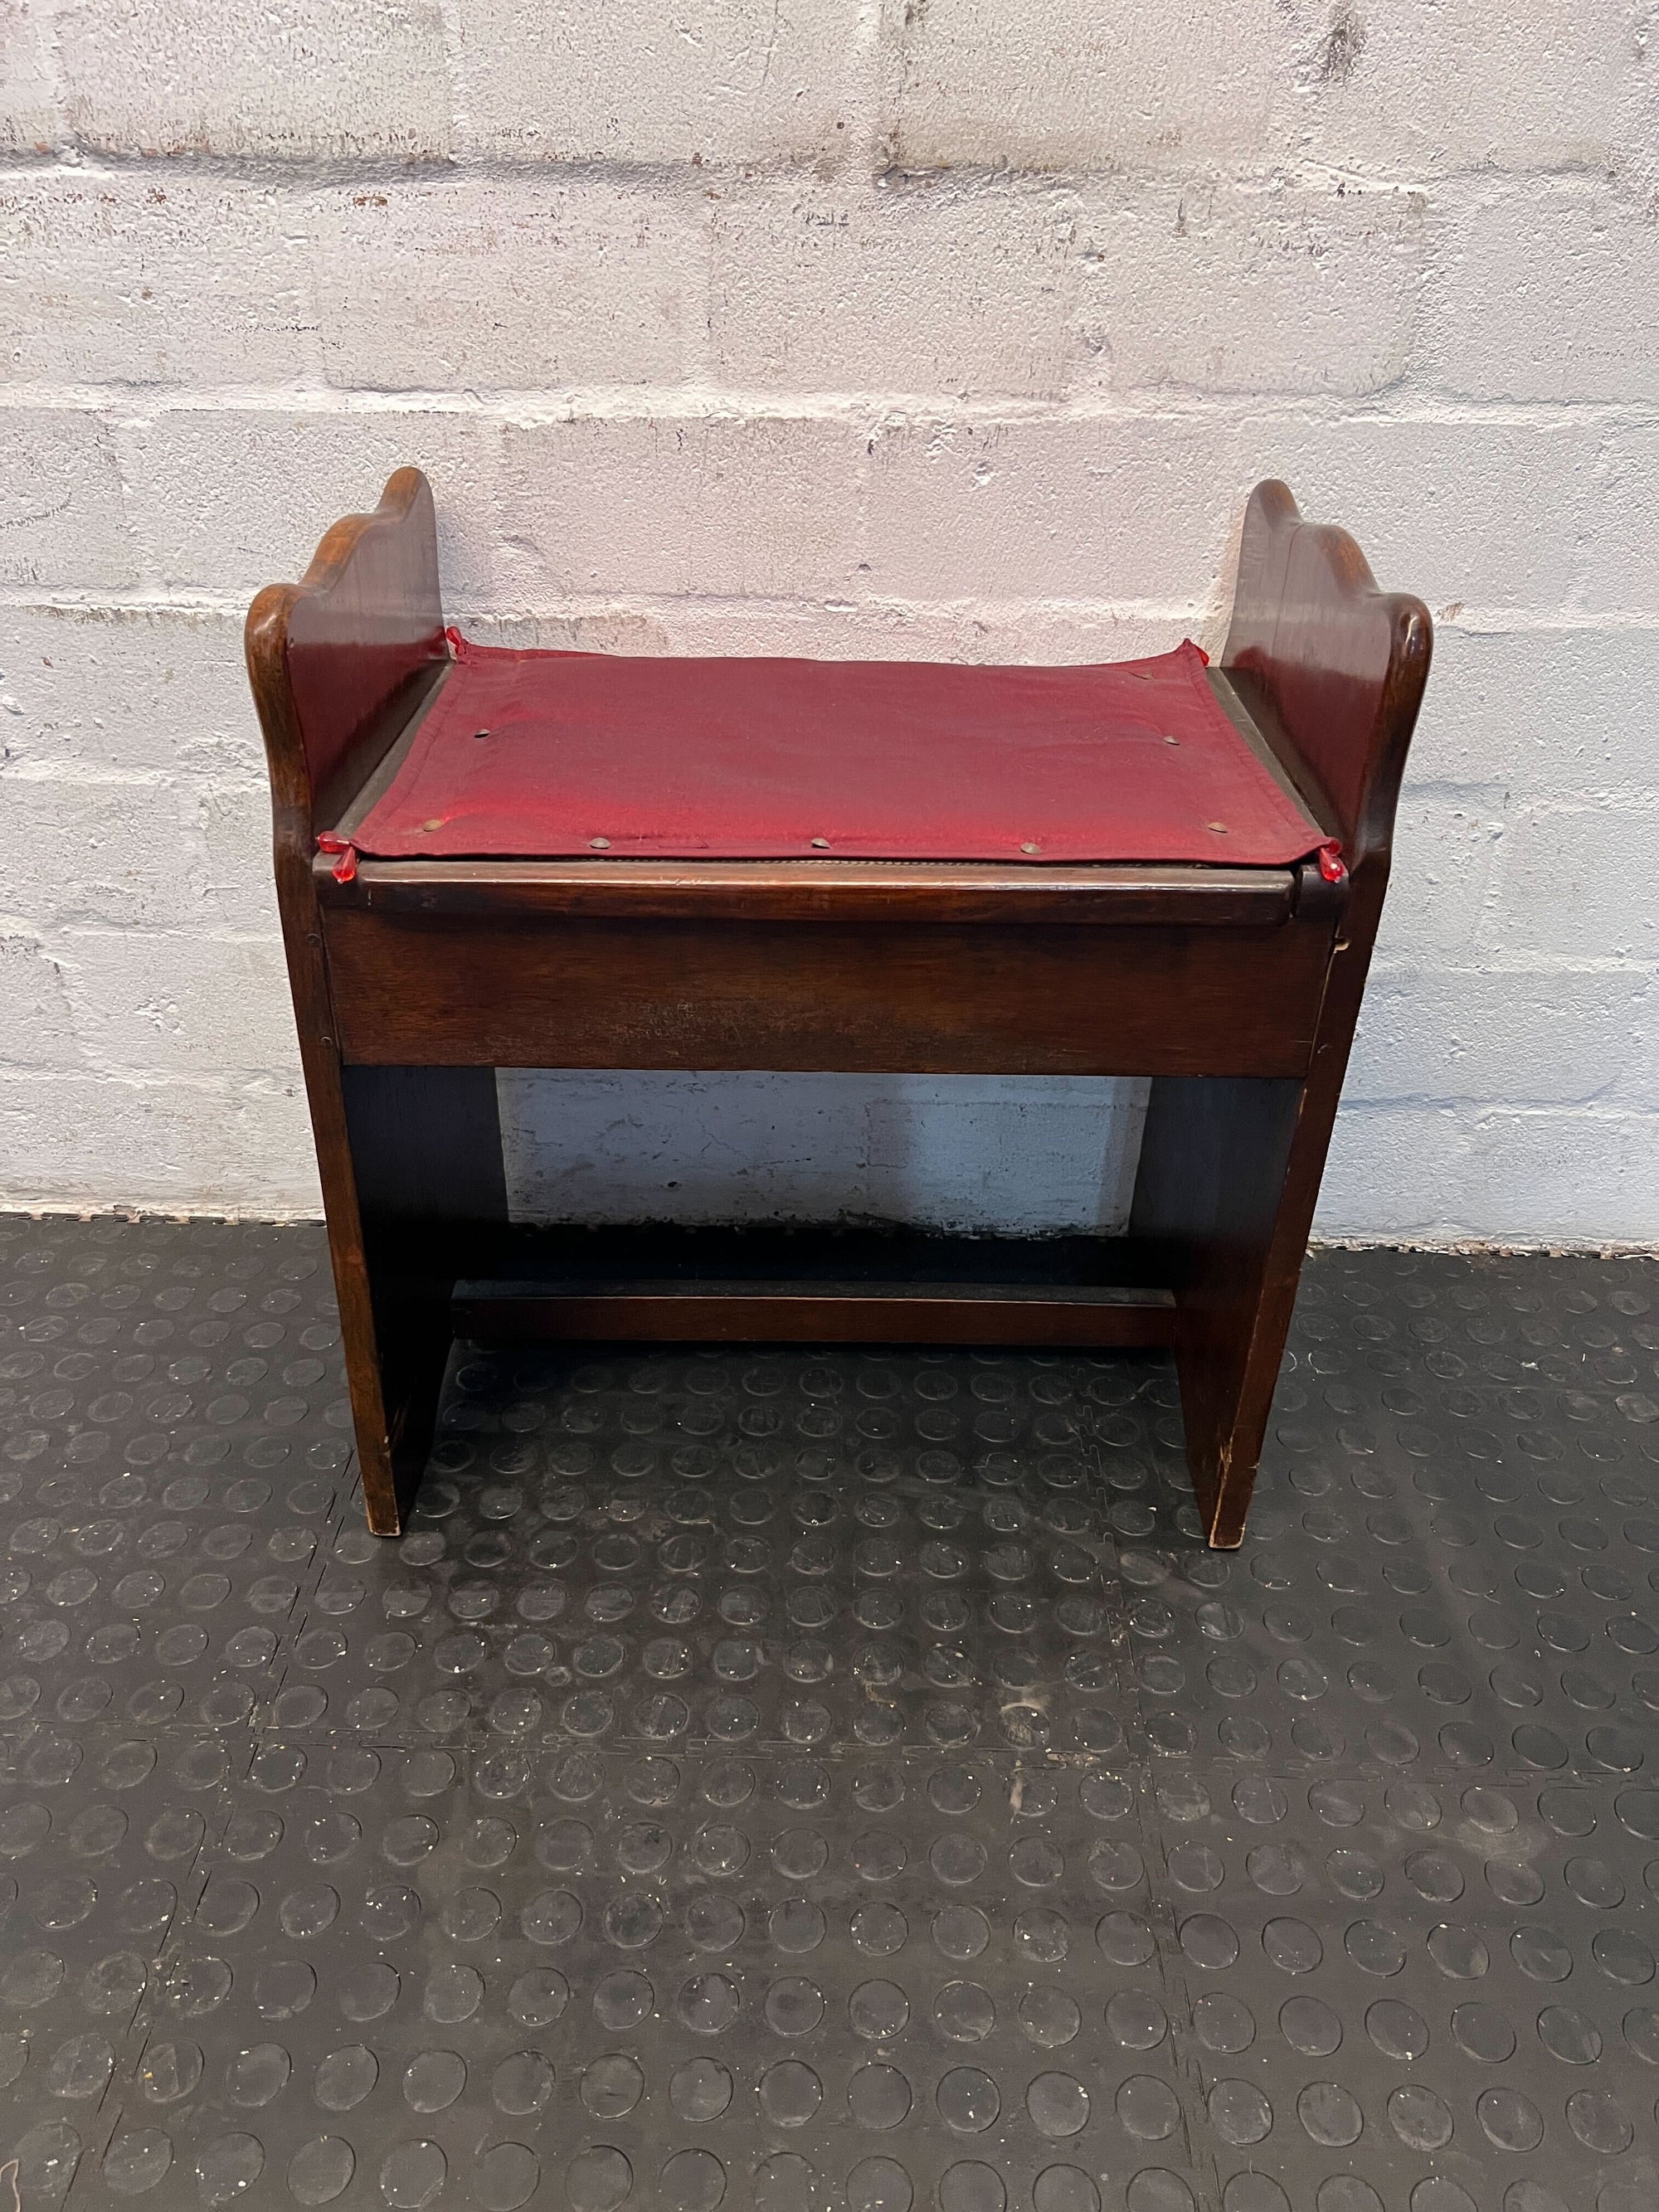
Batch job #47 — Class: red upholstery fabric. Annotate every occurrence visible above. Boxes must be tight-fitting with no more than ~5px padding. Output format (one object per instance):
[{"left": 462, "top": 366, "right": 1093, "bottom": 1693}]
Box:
[{"left": 348, "top": 634, "right": 1323, "bottom": 867}]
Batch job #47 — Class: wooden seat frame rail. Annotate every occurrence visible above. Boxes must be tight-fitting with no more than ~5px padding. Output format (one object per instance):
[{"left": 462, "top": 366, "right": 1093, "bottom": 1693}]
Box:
[{"left": 246, "top": 472, "right": 1431, "bottom": 1547}]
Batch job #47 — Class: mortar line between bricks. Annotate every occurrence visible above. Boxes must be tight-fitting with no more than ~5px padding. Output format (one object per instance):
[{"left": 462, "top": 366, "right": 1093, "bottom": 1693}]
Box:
[
  {"left": 10, "top": 384, "right": 1659, "bottom": 431},
  {"left": 0, "top": 142, "right": 1636, "bottom": 191}
]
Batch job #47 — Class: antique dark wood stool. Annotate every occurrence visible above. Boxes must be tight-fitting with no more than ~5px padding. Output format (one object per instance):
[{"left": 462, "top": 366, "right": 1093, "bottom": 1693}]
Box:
[{"left": 246, "top": 471, "right": 1430, "bottom": 1544}]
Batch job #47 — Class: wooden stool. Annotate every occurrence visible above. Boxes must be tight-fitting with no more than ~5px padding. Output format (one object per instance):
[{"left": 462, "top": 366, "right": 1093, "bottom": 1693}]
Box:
[{"left": 246, "top": 471, "right": 1431, "bottom": 1545}]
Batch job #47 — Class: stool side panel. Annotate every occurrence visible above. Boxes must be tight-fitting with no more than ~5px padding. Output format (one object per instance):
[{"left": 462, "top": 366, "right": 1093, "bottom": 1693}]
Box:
[
  {"left": 1136, "top": 479, "right": 1434, "bottom": 1544},
  {"left": 281, "top": 467, "right": 449, "bottom": 824},
  {"left": 245, "top": 467, "right": 455, "bottom": 1534},
  {"left": 1222, "top": 479, "right": 1433, "bottom": 869}
]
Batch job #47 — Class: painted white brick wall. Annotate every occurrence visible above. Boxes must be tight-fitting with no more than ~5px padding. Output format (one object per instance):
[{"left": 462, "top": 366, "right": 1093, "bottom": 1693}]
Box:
[{"left": 2, "top": 0, "right": 1655, "bottom": 1245}]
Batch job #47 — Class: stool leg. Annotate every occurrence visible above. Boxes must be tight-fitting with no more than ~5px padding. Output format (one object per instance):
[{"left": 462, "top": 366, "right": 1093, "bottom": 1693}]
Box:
[
  {"left": 304, "top": 1067, "right": 404, "bottom": 1537},
  {"left": 1131, "top": 1073, "right": 1313, "bottom": 1545},
  {"left": 265, "top": 863, "right": 410, "bottom": 1538},
  {"left": 1132, "top": 889, "right": 1374, "bottom": 1545}
]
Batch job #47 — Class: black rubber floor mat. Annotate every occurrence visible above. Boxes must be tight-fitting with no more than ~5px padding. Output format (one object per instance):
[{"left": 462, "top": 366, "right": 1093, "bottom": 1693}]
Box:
[{"left": 2, "top": 1215, "right": 1657, "bottom": 2210}]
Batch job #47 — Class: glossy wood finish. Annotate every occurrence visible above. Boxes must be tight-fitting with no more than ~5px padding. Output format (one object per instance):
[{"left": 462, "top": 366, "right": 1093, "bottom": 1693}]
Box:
[
  {"left": 1133, "top": 480, "right": 1433, "bottom": 1543},
  {"left": 1223, "top": 479, "right": 1424, "bottom": 868},
  {"left": 251, "top": 469, "right": 1428, "bottom": 1544},
  {"left": 273, "top": 473, "right": 448, "bottom": 826},
  {"left": 455, "top": 1279, "right": 1176, "bottom": 1349},
  {"left": 320, "top": 855, "right": 1300, "bottom": 928},
  {"left": 322, "top": 910, "right": 1333, "bottom": 1077}
]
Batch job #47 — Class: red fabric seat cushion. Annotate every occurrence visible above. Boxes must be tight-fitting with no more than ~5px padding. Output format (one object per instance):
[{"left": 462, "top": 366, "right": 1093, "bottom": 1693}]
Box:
[{"left": 346, "top": 634, "right": 1323, "bottom": 868}]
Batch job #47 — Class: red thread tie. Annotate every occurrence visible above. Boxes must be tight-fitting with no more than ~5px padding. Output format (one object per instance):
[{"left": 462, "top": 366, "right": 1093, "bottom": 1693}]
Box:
[{"left": 316, "top": 834, "right": 358, "bottom": 884}]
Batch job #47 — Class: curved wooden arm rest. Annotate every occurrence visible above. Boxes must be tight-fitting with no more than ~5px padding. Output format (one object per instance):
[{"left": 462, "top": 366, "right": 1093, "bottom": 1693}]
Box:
[
  {"left": 1223, "top": 477, "right": 1433, "bottom": 874},
  {"left": 246, "top": 465, "right": 447, "bottom": 841}
]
